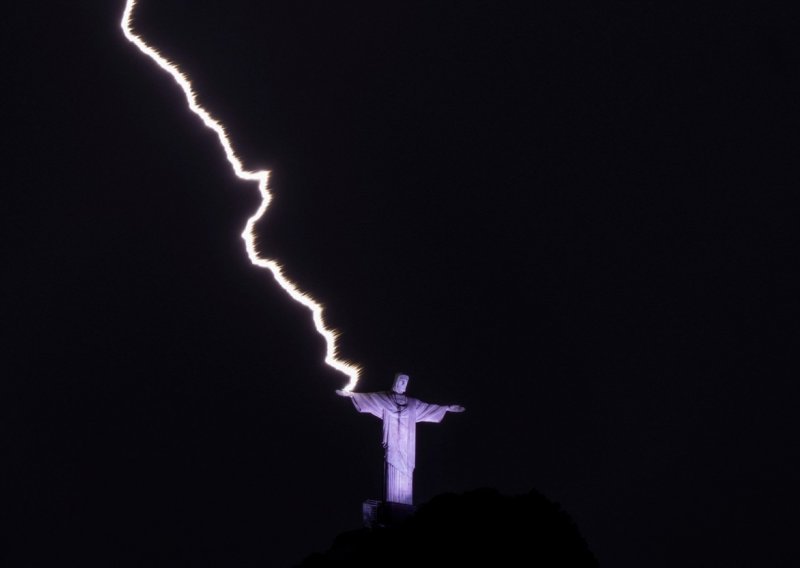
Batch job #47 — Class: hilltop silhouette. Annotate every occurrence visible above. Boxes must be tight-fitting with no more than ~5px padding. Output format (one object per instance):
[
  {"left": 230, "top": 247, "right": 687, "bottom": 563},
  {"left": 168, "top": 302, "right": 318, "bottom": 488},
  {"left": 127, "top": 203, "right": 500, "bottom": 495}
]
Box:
[{"left": 297, "top": 488, "right": 598, "bottom": 567}]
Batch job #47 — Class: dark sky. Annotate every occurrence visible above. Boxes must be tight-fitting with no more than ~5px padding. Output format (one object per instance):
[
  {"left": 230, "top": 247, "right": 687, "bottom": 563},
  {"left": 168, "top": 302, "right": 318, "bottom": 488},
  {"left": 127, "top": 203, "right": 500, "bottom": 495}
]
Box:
[{"left": 4, "top": 1, "right": 800, "bottom": 566}]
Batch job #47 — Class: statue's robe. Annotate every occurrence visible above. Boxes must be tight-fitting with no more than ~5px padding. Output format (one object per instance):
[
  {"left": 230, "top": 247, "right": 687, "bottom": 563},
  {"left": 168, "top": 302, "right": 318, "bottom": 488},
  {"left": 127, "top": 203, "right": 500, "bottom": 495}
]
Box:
[{"left": 349, "top": 392, "right": 449, "bottom": 504}]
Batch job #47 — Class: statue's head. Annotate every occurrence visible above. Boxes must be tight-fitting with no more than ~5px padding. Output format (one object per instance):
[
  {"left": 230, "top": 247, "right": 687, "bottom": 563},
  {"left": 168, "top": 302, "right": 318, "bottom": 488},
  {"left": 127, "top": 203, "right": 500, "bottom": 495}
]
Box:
[{"left": 392, "top": 373, "right": 409, "bottom": 394}]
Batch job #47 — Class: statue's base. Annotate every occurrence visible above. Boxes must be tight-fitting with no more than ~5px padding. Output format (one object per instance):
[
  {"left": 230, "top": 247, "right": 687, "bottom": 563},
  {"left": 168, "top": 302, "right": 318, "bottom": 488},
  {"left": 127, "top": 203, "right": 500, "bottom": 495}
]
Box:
[{"left": 362, "top": 499, "right": 416, "bottom": 528}]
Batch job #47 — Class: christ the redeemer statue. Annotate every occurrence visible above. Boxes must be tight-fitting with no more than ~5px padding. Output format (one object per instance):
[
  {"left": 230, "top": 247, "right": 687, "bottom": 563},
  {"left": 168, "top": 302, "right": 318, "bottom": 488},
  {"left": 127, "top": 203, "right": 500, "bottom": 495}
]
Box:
[{"left": 337, "top": 373, "right": 465, "bottom": 505}]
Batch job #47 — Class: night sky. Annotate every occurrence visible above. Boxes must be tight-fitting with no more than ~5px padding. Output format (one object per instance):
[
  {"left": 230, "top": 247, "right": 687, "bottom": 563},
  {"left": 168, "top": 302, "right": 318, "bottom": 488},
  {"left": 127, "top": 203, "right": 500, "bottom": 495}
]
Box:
[{"left": 4, "top": 1, "right": 800, "bottom": 566}]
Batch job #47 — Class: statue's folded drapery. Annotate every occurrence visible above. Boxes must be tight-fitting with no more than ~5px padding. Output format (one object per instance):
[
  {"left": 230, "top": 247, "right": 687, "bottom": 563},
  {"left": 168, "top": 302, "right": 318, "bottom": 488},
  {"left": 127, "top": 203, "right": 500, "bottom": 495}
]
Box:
[{"left": 350, "top": 391, "right": 449, "bottom": 504}]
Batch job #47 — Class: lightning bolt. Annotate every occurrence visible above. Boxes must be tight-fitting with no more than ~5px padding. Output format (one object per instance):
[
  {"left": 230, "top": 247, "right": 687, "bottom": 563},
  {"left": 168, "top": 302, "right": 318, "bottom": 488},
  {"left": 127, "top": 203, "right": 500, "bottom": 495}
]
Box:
[{"left": 121, "top": 0, "right": 360, "bottom": 391}]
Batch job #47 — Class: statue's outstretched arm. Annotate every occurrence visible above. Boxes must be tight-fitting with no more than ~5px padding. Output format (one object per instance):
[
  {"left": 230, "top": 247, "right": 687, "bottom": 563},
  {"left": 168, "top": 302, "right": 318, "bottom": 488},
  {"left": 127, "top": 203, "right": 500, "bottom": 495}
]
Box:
[
  {"left": 335, "top": 389, "right": 354, "bottom": 398},
  {"left": 448, "top": 404, "right": 466, "bottom": 413}
]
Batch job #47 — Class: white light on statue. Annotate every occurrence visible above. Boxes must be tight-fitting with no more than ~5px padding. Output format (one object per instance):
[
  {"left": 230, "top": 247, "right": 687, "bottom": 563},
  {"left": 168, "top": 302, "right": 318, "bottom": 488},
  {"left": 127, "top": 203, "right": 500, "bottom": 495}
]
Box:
[
  {"left": 120, "top": 0, "right": 360, "bottom": 390},
  {"left": 337, "top": 374, "right": 465, "bottom": 505}
]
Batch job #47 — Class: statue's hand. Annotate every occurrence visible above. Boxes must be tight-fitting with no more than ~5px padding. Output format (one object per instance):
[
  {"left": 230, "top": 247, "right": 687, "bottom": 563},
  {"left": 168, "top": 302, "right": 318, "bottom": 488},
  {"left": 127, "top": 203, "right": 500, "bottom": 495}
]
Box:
[
  {"left": 336, "top": 389, "right": 354, "bottom": 397},
  {"left": 448, "top": 404, "right": 465, "bottom": 413}
]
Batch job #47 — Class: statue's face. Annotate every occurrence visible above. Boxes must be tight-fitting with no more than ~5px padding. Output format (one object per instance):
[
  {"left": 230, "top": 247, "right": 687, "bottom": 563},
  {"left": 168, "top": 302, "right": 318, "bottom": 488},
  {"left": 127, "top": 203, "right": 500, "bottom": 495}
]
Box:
[{"left": 393, "top": 374, "right": 409, "bottom": 394}]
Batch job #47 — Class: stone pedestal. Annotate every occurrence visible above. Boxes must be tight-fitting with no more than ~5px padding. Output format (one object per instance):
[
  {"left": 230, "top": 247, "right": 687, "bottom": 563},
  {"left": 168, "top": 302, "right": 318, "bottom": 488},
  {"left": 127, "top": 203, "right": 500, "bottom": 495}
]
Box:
[{"left": 362, "top": 499, "right": 416, "bottom": 528}]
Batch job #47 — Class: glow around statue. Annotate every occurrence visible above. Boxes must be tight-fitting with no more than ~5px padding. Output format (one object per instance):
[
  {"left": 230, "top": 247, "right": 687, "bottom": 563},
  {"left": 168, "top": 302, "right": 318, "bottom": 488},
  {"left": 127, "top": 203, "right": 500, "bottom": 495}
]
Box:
[{"left": 337, "top": 374, "right": 465, "bottom": 505}]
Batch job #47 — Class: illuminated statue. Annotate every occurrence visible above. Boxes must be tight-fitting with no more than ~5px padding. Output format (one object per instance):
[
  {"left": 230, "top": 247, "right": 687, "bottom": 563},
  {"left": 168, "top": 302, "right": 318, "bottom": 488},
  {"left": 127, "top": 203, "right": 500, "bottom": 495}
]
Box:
[{"left": 337, "top": 374, "right": 465, "bottom": 505}]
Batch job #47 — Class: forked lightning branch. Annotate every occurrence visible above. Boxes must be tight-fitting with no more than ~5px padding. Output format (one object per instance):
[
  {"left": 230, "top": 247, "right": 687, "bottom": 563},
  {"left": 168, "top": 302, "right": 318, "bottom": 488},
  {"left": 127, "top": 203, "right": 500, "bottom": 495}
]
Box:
[{"left": 121, "top": 0, "right": 360, "bottom": 390}]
